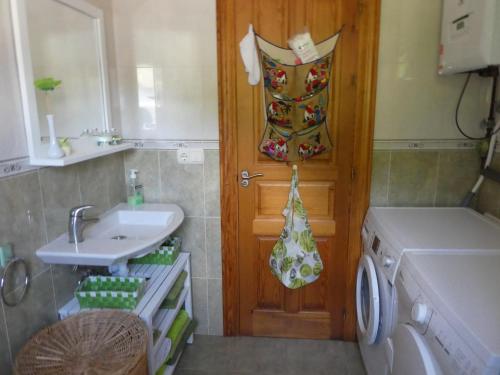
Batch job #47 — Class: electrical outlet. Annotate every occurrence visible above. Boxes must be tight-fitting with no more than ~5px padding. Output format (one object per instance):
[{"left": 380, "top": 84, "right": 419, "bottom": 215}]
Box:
[
  {"left": 177, "top": 148, "right": 204, "bottom": 164},
  {"left": 177, "top": 149, "right": 190, "bottom": 163}
]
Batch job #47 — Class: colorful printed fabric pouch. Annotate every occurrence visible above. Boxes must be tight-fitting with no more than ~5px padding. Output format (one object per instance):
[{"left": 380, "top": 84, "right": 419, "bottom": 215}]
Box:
[
  {"left": 269, "top": 166, "right": 323, "bottom": 289},
  {"left": 256, "top": 31, "right": 341, "bottom": 161}
]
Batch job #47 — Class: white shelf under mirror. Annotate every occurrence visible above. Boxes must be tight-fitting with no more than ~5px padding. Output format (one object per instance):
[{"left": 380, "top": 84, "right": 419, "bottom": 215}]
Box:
[{"left": 29, "top": 142, "right": 132, "bottom": 167}]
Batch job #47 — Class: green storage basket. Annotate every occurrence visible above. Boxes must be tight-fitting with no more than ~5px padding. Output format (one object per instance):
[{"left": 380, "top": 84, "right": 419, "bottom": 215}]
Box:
[
  {"left": 129, "top": 237, "right": 181, "bottom": 265},
  {"left": 76, "top": 276, "right": 146, "bottom": 309}
]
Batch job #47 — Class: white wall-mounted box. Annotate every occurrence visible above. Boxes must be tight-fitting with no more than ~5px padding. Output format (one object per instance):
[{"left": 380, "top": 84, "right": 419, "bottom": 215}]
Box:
[{"left": 439, "top": 0, "right": 500, "bottom": 75}]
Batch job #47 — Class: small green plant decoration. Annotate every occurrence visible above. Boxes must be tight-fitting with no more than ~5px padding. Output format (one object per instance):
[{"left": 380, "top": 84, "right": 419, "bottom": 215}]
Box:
[
  {"left": 34, "top": 77, "right": 61, "bottom": 91},
  {"left": 34, "top": 77, "right": 65, "bottom": 158},
  {"left": 34, "top": 77, "right": 62, "bottom": 113}
]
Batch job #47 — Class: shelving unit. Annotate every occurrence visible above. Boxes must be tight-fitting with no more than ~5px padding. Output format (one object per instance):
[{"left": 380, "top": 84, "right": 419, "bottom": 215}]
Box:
[
  {"left": 29, "top": 143, "right": 132, "bottom": 166},
  {"left": 59, "top": 252, "right": 193, "bottom": 375}
]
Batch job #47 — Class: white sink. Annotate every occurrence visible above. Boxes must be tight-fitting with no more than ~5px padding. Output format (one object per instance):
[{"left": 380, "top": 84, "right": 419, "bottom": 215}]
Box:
[{"left": 36, "top": 203, "right": 184, "bottom": 266}]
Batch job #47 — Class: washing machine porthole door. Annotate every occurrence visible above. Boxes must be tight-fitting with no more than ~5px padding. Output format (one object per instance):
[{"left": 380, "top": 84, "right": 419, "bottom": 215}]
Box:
[
  {"left": 392, "top": 324, "right": 442, "bottom": 375},
  {"left": 356, "top": 254, "right": 380, "bottom": 345}
]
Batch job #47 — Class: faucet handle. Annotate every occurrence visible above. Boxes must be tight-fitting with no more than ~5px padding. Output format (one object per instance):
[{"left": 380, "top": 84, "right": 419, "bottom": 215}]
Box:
[{"left": 69, "top": 205, "right": 95, "bottom": 217}]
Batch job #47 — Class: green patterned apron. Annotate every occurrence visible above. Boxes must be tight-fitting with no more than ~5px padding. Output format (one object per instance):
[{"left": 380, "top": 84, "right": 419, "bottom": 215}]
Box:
[{"left": 269, "top": 166, "right": 323, "bottom": 289}]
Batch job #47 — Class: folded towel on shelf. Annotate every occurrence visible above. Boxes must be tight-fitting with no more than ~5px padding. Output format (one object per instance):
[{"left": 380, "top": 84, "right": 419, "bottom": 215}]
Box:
[
  {"left": 166, "top": 319, "right": 197, "bottom": 366},
  {"left": 167, "top": 309, "right": 191, "bottom": 350},
  {"left": 161, "top": 271, "right": 188, "bottom": 309}
]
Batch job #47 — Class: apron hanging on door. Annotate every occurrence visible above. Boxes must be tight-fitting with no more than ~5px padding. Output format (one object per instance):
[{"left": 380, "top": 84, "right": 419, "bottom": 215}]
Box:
[
  {"left": 269, "top": 166, "right": 323, "bottom": 289},
  {"left": 255, "top": 31, "right": 341, "bottom": 162}
]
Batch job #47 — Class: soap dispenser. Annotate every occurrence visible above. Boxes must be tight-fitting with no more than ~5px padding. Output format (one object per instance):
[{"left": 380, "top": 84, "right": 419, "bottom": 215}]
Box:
[{"left": 127, "top": 169, "right": 144, "bottom": 206}]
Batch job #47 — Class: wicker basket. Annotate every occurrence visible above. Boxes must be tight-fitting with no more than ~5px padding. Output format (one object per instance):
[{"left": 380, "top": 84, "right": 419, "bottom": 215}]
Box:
[{"left": 14, "top": 310, "right": 148, "bottom": 375}]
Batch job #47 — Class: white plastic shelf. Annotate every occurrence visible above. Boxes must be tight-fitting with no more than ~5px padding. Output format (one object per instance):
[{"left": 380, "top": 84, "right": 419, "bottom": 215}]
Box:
[{"left": 58, "top": 252, "right": 194, "bottom": 375}]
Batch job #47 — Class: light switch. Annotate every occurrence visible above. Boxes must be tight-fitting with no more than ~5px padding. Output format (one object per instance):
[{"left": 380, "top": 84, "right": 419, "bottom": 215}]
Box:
[{"left": 177, "top": 148, "right": 204, "bottom": 164}]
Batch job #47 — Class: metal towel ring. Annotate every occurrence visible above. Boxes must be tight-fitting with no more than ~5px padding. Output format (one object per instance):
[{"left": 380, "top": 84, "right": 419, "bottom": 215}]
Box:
[{"left": 0, "top": 257, "right": 30, "bottom": 307}]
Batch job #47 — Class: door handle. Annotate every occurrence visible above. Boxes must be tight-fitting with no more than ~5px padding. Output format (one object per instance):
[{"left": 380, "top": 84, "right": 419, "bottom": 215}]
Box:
[{"left": 240, "top": 170, "right": 264, "bottom": 187}]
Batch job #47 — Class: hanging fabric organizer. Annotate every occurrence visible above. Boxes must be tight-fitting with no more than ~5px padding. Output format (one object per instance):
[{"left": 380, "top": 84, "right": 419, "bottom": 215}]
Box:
[{"left": 255, "top": 31, "right": 341, "bottom": 162}]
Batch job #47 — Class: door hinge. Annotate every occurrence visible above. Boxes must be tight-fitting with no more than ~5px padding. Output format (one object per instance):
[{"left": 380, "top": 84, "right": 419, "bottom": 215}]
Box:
[
  {"left": 351, "top": 167, "right": 356, "bottom": 181},
  {"left": 351, "top": 74, "right": 357, "bottom": 87},
  {"left": 358, "top": 0, "right": 366, "bottom": 16}
]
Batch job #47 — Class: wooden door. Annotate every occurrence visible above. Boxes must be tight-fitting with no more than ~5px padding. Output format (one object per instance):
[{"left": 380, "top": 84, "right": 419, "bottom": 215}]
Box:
[{"left": 218, "top": 0, "right": 380, "bottom": 340}]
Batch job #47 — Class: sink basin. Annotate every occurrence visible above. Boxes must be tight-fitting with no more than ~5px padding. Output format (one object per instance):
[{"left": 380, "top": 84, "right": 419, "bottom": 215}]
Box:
[{"left": 36, "top": 203, "right": 184, "bottom": 266}]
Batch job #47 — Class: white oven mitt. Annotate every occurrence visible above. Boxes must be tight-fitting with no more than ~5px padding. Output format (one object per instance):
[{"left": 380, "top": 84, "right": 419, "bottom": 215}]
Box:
[{"left": 239, "top": 24, "right": 261, "bottom": 85}]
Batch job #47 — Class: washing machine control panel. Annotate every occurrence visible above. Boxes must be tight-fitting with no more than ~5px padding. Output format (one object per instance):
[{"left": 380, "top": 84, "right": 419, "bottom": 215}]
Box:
[
  {"left": 398, "top": 260, "right": 487, "bottom": 375},
  {"left": 397, "top": 266, "right": 432, "bottom": 333},
  {"left": 376, "top": 239, "right": 399, "bottom": 283},
  {"left": 362, "top": 220, "right": 400, "bottom": 284},
  {"left": 411, "top": 302, "right": 429, "bottom": 325},
  {"left": 427, "top": 307, "right": 485, "bottom": 375}
]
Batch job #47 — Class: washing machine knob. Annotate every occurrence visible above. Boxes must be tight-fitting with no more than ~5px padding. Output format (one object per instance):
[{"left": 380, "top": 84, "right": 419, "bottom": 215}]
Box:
[
  {"left": 382, "top": 255, "right": 395, "bottom": 268},
  {"left": 411, "top": 303, "right": 428, "bottom": 324}
]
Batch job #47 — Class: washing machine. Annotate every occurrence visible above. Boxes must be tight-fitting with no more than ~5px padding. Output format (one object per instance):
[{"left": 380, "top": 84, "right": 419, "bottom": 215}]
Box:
[
  {"left": 356, "top": 207, "right": 500, "bottom": 374},
  {"left": 394, "top": 251, "right": 500, "bottom": 375},
  {"left": 356, "top": 222, "right": 398, "bottom": 375}
]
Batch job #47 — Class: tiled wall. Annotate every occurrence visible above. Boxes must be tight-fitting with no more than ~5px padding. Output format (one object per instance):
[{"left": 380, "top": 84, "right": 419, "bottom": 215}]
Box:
[
  {"left": 375, "top": 0, "right": 488, "bottom": 140},
  {"left": 370, "top": 149, "right": 481, "bottom": 207},
  {"left": 123, "top": 149, "right": 222, "bottom": 336},
  {"left": 478, "top": 154, "right": 500, "bottom": 219},
  {"left": 0, "top": 153, "right": 125, "bottom": 373},
  {"left": 110, "top": 0, "right": 219, "bottom": 140}
]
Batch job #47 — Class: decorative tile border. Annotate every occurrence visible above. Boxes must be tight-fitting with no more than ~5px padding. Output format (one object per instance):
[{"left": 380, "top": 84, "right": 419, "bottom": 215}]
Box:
[
  {"left": 126, "top": 139, "right": 220, "bottom": 150},
  {"left": 373, "top": 139, "right": 480, "bottom": 150},
  {"left": 0, "top": 157, "right": 38, "bottom": 179},
  {"left": 1, "top": 138, "right": 495, "bottom": 179}
]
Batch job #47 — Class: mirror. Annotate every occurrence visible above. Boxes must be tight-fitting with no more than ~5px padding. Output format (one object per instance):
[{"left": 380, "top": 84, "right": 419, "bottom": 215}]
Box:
[{"left": 10, "top": 0, "right": 128, "bottom": 165}]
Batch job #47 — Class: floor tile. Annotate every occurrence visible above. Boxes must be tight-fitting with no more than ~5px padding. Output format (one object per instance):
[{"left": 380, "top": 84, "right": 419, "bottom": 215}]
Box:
[{"left": 176, "top": 335, "right": 365, "bottom": 375}]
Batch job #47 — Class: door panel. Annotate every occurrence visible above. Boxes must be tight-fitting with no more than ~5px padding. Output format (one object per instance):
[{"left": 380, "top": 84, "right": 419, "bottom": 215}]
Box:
[
  {"left": 218, "top": 0, "right": 380, "bottom": 339},
  {"left": 256, "top": 181, "right": 335, "bottom": 217},
  {"left": 256, "top": 238, "right": 285, "bottom": 310},
  {"left": 237, "top": 0, "right": 352, "bottom": 339}
]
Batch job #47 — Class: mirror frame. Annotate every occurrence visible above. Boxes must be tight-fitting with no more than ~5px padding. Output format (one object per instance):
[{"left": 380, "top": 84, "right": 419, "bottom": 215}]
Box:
[{"left": 10, "top": 0, "right": 115, "bottom": 165}]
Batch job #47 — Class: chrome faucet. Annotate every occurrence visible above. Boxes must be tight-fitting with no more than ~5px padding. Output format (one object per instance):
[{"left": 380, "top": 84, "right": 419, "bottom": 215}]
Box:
[{"left": 68, "top": 205, "right": 99, "bottom": 244}]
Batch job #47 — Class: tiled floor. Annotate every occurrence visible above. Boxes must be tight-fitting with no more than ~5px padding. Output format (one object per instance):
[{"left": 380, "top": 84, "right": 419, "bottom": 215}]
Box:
[{"left": 176, "top": 335, "right": 366, "bottom": 375}]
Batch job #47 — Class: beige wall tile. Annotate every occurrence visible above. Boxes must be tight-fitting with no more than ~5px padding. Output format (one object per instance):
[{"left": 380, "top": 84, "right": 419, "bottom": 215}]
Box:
[
  {"left": 478, "top": 153, "right": 500, "bottom": 219},
  {"left": 0, "top": 172, "right": 48, "bottom": 276},
  {"left": 3, "top": 270, "right": 57, "bottom": 359},
  {"left": 208, "top": 278, "right": 223, "bottom": 336},
  {"left": 124, "top": 149, "right": 160, "bottom": 203},
  {"left": 159, "top": 151, "right": 204, "bottom": 217},
  {"left": 370, "top": 150, "right": 390, "bottom": 206},
  {"left": 174, "top": 218, "right": 206, "bottom": 278},
  {"left": 206, "top": 218, "right": 221, "bottom": 279},
  {"left": 78, "top": 158, "right": 112, "bottom": 215},
  {"left": 192, "top": 278, "right": 208, "bottom": 335},
  {"left": 39, "top": 165, "right": 82, "bottom": 241},
  {"left": 0, "top": 301, "right": 12, "bottom": 373},
  {"left": 204, "top": 150, "right": 221, "bottom": 217},
  {"left": 388, "top": 151, "right": 439, "bottom": 206},
  {"left": 50, "top": 265, "right": 81, "bottom": 309},
  {"left": 436, "top": 150, "right": 481, "bottom": 207}
]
